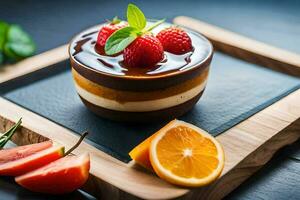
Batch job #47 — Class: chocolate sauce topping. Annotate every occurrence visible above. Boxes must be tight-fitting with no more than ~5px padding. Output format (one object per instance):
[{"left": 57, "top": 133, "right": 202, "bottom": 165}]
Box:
[{"left": 70, "top": 22, "right": 212, "bottom": 77}]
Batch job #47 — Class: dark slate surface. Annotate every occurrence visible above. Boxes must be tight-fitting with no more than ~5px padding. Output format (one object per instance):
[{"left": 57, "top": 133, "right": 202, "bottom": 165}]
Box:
[
  {"left": 0, "top": 0, "right": 300, "bottom": 199},
  {"left": 2, "top": 53, "right": 300, "bottom": 162}
]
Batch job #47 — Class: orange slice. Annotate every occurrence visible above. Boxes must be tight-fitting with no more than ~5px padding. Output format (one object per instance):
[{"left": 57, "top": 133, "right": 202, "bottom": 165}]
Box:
[
  {"left": 129, "top": 133, "right": 157, "bottom": 169},
  {"left": 149, "top": 119, "right": 224, "bottom": 187},
  {"left": 129, "top": 121, "right": 178, "bottom": 169}
]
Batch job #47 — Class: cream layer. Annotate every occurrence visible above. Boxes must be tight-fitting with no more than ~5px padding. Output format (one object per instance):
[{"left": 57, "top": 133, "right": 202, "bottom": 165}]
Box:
[{"left": 75, "top": 80, "right": 207, "bottom": 112}]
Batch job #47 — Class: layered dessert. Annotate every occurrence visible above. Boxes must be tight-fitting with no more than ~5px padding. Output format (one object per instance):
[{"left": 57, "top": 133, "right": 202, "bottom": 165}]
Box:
[{"left": 69, "top": 5, "right": 213, "bottom": 122}]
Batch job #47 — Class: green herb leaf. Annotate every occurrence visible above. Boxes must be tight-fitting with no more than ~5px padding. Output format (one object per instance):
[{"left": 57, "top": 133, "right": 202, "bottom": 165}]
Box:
[
  {"left": 0, "top": 52, "right": 3, "bottom": 64},
  {"left": 144, "top": 19, "right": 166, "bottom": 32},
  {"left": 0, "top": 118, "right": 22, "bottom": 148},
  {"left": 0, "top": 23, "right": 35, "bottom": 64},
  {"left": 0, "top": 21, "right": 9, "bottom": 50},
  {"left": 5, "top": 42, "right": 35, "bottom": 59},
  {"left": 127, "top": 3, "right": 146, "bottom": 30},
  {"left": 4, "top": 25, "right": 35, "bottom": 60},
  {"left": 103, "top": 4, "right": 165, "bottom": 56},
  {"left": 7, "top": 25, "right": 33, "bottom": 44},
  {"left": 3, "top": 43, "right": 17, "bottom": 60},
  {"left": 105, "top": 27, "right": 139, "bottom": 55}
]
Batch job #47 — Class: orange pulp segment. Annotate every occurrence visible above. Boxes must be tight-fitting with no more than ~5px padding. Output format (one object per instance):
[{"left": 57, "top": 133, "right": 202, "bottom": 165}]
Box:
[{"left": 149, "top": 119, "right": 225, "bottom": 187}]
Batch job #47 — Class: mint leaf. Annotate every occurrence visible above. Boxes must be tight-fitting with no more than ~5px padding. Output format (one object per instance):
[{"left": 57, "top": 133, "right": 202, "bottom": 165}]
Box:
[
  {"left": 0, "top": 21, "right": 9, "bottom": 50},
  {"left": 5, "top": 42, "right": 35, "bottom": 59},
  {"left": 127, "top": 4, "right": 146, "bottom": 30},
  {"left": 7, "top": 25, "right": 33, "bottom": 44},
  {"left": 105, "top": 27, "right": 139, "bottom": 55},
  {"left": 0, "top": 23, "right": 35, "bottom": 64},
  {"left": 3, "top": 43, "right": 16, "bottom": 60},
  {"left": 4, "top": 25, "right": 35, "bottom": 60},
  {"left": 103, "top": 4, "right": 165, "bottom": 56},
  {"left": 0, "top": 52, "right": 3, "bottom": 64}
]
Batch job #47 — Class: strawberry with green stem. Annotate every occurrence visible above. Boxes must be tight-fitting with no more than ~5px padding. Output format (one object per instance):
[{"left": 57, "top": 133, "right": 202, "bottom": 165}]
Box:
[
  {"left": 95, "top": 16, "right": 128, "bottom": 54},
  {"left": 105, "top": 4, "right": 165, "bottom": 68}
]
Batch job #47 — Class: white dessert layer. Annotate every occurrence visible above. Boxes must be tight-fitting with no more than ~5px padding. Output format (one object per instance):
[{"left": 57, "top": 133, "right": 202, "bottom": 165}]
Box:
[{"left": 75, "top": 80, "right": 207, "bottom": 112}]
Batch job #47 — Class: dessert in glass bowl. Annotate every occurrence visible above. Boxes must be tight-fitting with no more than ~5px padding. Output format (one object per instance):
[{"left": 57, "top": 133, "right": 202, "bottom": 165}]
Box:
[{"left": 69, "top": 4, "right": 213, "bottom": 122}]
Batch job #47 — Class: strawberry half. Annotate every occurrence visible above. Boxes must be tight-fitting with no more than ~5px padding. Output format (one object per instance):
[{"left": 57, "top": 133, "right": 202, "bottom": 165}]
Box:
[
  {"left": 157, "top": 27, "right": 193, "bottom": 55},
  {"left": 95, "top": 17, "right": 128, "bottom": 54},
  {"left": 123, "top": 34, "right": 164, "bottom": 68}
]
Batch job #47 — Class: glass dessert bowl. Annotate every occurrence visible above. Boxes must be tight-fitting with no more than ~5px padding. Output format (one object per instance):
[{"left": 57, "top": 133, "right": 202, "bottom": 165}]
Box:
[{"left": 69, "top": 21, "right": 213, "bottom": 122}]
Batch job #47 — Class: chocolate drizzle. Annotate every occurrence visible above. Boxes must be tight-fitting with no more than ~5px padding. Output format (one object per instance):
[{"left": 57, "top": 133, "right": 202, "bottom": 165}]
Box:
[
  {"left": 72, "top": 37, "right": 92, "bottom": 56},
  {"left": 70, "top": 22, "right": 211, "bottom": 77}
]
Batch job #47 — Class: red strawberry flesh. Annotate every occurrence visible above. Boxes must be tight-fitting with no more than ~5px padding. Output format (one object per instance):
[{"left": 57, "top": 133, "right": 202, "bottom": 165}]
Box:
[
  {"left": 157, "top": 27, "right": 193, "bottom": 55},
  {"left": 123, "top": 34, "right": 164, "bottom": 68},
  {"left": 95, "top": 21, "right": 128, "bottom": 54}
]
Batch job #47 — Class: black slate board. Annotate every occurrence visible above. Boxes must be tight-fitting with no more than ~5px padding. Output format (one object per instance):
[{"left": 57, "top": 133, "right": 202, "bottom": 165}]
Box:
[{"left": 1, "top": 52, "right": 299, "bottom": 162}]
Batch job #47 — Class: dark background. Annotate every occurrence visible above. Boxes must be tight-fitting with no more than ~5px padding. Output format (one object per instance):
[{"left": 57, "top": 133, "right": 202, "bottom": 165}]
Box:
[
  {"left": 0, "top": 0, "right": 299, "bottom": 199},
  {"left": 1, "top": 0, "right": 300, "bottom": 54}
]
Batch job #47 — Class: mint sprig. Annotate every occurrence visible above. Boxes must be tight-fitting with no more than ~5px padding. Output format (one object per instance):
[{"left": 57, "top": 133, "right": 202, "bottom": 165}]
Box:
[
  {"left": 5, "top": 25, "right": 36, "bottom": 60},
  {"left": 105, "top": 3, "right": 164, "bottom": 55},
  {"left": 105, "top": 27, "right": 139, "bottom": 55},
  {"left": 0, "top": 23, "right": 35, "bottom": 65},
  {"left": 127, "top": 3, "right": 146, "bottom": 30}
]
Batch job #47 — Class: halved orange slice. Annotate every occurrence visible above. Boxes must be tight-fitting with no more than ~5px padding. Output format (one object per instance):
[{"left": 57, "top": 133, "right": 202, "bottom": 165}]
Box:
[
  {"left": 149, "top": 119, "right": 224, "bottom": 187},
  {"left": 129, "top": 133, "right": 157, "bottom": 169}
]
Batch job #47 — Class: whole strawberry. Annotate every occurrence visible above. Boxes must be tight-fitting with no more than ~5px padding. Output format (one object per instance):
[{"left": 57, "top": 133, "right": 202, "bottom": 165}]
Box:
[
  {"left": 95, "top": 17, "right": 127, "bottom": 54},
  {"left": 157, "top": 27, "right": 193, "bottom": 55},
  {"left": 123, "top": 34, "right": 164, "bottom": 68},
  {"left": 104, "top": 4, "right": 165, "bottom": 67}
]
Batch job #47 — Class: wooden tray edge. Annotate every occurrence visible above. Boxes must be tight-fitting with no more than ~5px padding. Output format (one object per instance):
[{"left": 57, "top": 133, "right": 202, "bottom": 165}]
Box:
[
  {"left": 0, "top": 17, "right": 300, "bottom": 199},
  {"left": 174, "top": 16, "right": 300, "bottom": 77},
  {"left": 0, "top": 87, "right": 300, "bottom": 199}
]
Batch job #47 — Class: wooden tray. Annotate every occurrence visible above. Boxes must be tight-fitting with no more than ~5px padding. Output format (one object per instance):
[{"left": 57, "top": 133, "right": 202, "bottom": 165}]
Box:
[{"left": 0, "top": 17, "right": 300, "bottom": 199}]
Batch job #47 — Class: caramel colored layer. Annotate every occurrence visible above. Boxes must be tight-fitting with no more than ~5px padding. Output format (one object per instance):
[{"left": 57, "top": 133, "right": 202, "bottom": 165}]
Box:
[{"left": 72, "top": 67, "right": 209, "bottom": 103}]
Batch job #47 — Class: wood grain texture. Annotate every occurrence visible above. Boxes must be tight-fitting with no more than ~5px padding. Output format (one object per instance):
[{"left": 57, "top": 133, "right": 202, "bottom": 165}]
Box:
[
  {"left": 1, "top": 17, "right": 300, "bottom": 199},
  {"left": 0, "top": 45, "right": 68, "bottom": 84},
  {"left": 0, "top": 97, "right": 188, "bottom": 200},
  {"left": 0, "top": 88, "right": 299, "bottom": 199},
  {"left": 173, "top": 16, "right": 300, "bottom": 77},
  {"left": 225, "top": 141, "right": 300, "bottom": 200}
]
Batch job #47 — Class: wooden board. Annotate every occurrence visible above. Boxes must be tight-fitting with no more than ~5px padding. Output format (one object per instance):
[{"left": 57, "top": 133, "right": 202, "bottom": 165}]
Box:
[
  {"left": 0, "top": 45, "right": 68, "bottom": 84},
  {"left": 173, "top": 16, "right": 300, "bottom": 77},
  {"left": 0, "top": 17, "right": 300, "bottom": 199}
]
